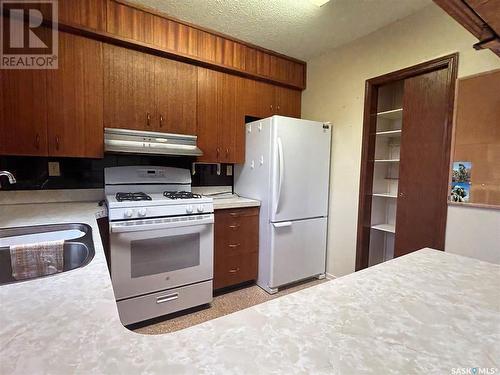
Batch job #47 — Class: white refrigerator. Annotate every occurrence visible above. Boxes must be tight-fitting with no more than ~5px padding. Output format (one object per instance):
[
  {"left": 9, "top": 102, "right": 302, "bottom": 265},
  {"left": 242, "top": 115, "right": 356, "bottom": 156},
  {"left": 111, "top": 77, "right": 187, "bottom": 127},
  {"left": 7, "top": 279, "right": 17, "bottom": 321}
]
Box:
[{"left": 234, "top": 116, "right": 331, "bottom": 294}]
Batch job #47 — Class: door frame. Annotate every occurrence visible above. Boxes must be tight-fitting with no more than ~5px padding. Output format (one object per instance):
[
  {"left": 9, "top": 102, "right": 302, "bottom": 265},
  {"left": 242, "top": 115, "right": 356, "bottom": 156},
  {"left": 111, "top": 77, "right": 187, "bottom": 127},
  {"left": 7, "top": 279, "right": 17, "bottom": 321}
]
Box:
[{"left": 355, "top": 53, "right": 459, "bottom": 272}]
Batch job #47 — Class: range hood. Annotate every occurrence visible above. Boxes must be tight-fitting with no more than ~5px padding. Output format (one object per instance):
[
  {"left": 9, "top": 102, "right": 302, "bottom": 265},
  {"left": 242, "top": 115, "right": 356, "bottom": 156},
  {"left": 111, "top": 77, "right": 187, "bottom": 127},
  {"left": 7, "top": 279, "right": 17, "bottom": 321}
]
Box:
[{"left": 104, "top": 128, "right": 203, "bottom": 157}]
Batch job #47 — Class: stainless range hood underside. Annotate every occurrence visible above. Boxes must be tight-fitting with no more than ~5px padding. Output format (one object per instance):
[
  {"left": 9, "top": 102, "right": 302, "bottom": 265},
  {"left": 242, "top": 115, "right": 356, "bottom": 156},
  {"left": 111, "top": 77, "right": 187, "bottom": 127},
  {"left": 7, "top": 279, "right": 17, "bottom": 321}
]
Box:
[{"left": 104, "top": 128, "right": 203, "bottom": 157}]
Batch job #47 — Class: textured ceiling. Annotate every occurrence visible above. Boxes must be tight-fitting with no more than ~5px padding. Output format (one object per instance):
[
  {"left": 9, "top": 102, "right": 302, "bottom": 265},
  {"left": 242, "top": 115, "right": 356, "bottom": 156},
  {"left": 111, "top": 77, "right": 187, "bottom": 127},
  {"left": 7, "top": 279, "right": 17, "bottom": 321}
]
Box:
[{"left": 126, "top": 0, "right": 432, "bottom": 60}]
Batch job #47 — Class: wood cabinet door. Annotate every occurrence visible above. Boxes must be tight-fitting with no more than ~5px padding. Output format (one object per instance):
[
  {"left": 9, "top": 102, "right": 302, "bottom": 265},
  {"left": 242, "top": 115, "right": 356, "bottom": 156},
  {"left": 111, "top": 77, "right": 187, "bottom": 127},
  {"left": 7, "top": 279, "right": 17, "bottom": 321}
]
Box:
[
  {"left": 0, "top": 69, "right": 48, "bottom": 156},
  {"left": 58, "top": 0, "right": 106, "bottom": 31},
  {"left": 243, "top": 79, "right": 275, "bottom": 118},
  {"left": 394, "top": 68, "right": 452, "bottom": 257},
  {"left": 197, "top": 67, "right": 219, "bottom": 162},
  {"left": 47, "top": 33, "right": 104, "bottom": 158},
  {"left": 104, "top": 44, "right": 155, "bottom": 131},
  {"left": 277, "top": 87, "right": 302, "bottom": 118},
  {"left": 154, "top": 57, "right": 197, "bottom": 135}
]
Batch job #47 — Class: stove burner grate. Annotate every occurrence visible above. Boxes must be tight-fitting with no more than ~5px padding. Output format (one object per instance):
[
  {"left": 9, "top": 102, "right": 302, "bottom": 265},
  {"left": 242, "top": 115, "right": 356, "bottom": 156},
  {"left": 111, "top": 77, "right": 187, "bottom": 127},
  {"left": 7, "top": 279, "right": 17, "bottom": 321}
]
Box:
[
  {"left": 115, "top": 192, "right": 152, "bottom": 202},
  {"left": 163, "top": 191, "right": 202, "bottom": 200}
]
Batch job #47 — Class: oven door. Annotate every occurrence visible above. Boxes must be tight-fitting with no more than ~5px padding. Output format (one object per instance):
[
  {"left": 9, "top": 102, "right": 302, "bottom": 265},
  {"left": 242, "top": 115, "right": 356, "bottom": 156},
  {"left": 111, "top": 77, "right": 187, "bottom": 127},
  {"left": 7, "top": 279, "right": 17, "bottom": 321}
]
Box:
[{"left": 109, "top": 214, "right": 214, "bottom": 300}]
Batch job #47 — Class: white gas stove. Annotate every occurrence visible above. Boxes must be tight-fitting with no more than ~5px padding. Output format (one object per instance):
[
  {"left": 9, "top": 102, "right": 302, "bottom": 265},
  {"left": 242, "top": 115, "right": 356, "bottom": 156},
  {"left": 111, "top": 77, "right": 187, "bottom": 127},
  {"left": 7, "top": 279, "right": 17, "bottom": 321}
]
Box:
[{"left": 104, "top": 166, "right": 214, "bottom": 326}]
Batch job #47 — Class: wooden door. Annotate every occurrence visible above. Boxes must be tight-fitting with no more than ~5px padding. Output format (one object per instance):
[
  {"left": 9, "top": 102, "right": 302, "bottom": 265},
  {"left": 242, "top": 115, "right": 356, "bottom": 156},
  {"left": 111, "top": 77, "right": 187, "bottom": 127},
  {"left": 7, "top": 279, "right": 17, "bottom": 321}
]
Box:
[
  {"left": 47, "top": 33, "right": 104, "bottom": 158},
  {"left": 394, "top": 68, "right": 452, "bottom": 257},
  {"left": 104, "top": 44, "right": 155, "bottom": 131},
  {"left": 276, "top": 87, "right": 302, "bottom": 118},
  {"left": 197, "top": 67, "right": 219, "bottom": 162},
  {"left": 0, "top": 69, "right": 48, "bottom": 156},
  {"left": 154, "top": 57, "right": 197, "bottom": 135}
]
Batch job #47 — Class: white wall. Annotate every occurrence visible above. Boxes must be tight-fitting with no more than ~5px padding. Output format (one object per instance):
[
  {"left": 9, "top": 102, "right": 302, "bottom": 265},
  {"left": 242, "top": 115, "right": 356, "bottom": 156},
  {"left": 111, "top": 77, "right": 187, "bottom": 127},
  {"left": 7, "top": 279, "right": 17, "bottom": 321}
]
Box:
[{"left": 302, "top": 4, "right": 500, "bottom": 277}]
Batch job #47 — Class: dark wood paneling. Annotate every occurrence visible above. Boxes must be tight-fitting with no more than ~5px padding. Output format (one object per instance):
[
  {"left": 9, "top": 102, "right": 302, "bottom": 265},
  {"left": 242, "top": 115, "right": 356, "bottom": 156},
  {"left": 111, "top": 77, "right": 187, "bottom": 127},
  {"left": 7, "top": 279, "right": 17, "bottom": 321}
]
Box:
[
  {"left": 153, "top": 17, "right": 198, "bottom": 56},
  {"left": 154, "top": 57, "right": 197, "bottom": 135},
  {"left": 58, "top": 0, "right": 107, "bottom": 32},
  {"left": 47, "top": 32, "right": 104, "bottom": 157},
  {"left": 214, "top": 207, "right": 259, "bottom": 290},
  {"left": 394, "top": 68, "right": 453, "bottom": 257},
  {"left": 466, "top": 0, "right": 500, "bottom": 34},
  {"left": 103, "top": 44, "right": 154, "bottom": 131},
  {"left": 106, "top": 0, "right": 154, "bottom": 44},
  {"left": 0, "top": 69, "right": 48, "bottom": 156}
]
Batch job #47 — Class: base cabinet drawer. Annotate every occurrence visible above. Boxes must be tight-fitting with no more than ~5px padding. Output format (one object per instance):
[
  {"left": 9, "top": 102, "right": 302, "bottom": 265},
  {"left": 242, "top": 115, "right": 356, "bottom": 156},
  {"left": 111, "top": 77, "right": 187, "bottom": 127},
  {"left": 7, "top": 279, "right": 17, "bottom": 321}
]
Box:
[
  {"left": 116, "top": 280, "right": 212, "bottom": 325},
  {"left": 214, "top": 252, "right": 258, "bottom": 290},
  {"left": 214, "top": 207, "right": 259, "bottom": 290}
]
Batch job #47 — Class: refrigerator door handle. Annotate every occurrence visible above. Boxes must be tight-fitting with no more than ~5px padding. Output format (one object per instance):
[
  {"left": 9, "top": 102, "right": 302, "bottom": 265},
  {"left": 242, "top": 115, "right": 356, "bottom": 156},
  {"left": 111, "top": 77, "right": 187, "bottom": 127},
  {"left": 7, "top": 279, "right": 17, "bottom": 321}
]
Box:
[
  {"left": 275, "top": 137, "right": 284, "bottom": 215},
  {"left": 273, "top": 221, "right": 292, "bottom": 228}
]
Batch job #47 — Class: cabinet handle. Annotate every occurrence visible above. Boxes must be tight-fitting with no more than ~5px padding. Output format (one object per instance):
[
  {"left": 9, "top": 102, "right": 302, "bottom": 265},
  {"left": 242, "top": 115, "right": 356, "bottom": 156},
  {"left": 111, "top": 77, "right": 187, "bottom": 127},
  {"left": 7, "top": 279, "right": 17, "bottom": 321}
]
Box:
[
  {"left": 228, "top": 243, "right": 241, "bottom": 248},
  {"left": 159, "top": 114, "right": 164, "bottom": 128},
  {"left": 229, "top": 224, "right": 240, "bottom": 230},
  {"left": 146, "top": 112, "right": 151, "bottom": 127},
  {"left": 229, "top": 212, "right": 240, "bottom": 218},
  {"left": 226, "top": 148, "right": 229, "bottom": 158},
  {"left": 34, "top": 134, "right": 40, "bottom": 149},
  {"left": 216, "top": 147, "right": 221, "bottom": 158},
  {"left": 55, "top": 136, "right": 60, "bottom": 151},
  {"left": 270, "top": 104, "right": 273, "bottom": 112},
  {"left": 229, "top": 268, "right": 240, "bottom": 274},
  {"left": 277, "top": 105, "right": 280, "bottom": 112}
]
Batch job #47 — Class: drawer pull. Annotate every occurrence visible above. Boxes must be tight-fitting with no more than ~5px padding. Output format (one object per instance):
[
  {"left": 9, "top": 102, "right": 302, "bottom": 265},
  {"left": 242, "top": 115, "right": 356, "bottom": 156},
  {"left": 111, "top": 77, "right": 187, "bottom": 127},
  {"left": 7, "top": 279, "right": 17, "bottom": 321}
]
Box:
[
  {"left": 156, "top": 293, "right": 179, "bottom": 304},
  {"left": 229, "top": 212, "right": 240, "bottom": 218},
  {"left": 229, "top": 224, "right": 240, "bottom": 230},
  {"left": 228, "top": 243, "right": 241, "bottom": 248},
  {"left": 229, "top": 268, "right": 240, "bottom": 274}
]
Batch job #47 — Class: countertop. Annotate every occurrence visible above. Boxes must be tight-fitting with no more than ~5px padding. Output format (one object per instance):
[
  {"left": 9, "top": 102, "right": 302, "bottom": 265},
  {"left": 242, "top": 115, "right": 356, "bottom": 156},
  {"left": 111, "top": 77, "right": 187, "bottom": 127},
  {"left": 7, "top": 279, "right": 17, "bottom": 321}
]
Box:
[
  {"left": 1, "top": 202, "right": 499, "bottom": 374},
  {"left": 212, "top": 195, "right": 260, "bottom": 210}
]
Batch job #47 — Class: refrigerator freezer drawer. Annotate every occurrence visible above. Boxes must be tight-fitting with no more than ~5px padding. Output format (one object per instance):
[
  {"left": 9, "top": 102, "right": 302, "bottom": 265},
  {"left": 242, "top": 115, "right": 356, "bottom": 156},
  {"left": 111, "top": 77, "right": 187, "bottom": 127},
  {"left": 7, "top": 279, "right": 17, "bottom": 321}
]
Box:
[{"left": 269, "top": 217, "right": 327, "bottom": 288}]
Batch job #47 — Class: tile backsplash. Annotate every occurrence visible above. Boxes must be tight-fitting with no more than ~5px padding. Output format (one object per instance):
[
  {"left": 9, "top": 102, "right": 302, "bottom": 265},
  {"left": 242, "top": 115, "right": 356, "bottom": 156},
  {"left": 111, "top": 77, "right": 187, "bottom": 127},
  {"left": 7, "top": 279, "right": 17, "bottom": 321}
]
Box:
[{"left": 0, "top": 155, "right": 233, "bottom": 190}]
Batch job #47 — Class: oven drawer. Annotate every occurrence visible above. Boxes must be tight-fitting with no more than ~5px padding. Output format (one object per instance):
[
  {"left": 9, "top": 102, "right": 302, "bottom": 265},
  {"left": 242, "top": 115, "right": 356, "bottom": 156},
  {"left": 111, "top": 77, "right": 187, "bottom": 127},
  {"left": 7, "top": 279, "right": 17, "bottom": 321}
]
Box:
[{"left": 116, "top": 280, "right": 213, "bottom": 325}]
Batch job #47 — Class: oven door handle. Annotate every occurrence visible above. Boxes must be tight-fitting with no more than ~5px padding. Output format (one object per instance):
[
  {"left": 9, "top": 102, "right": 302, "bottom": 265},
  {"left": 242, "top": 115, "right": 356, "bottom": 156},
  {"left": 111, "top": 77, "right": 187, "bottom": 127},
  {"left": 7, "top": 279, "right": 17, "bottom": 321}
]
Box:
[{"left": 110, "top": 214, "right": 214, "bottom": 233}]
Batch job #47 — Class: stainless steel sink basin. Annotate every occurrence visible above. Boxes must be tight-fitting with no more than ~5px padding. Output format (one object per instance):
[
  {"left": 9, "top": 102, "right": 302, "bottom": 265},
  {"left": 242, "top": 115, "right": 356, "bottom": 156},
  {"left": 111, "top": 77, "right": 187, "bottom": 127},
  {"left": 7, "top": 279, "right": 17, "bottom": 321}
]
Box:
[{"left": 0, "top": 223, "right": 95, "bottom": 285}]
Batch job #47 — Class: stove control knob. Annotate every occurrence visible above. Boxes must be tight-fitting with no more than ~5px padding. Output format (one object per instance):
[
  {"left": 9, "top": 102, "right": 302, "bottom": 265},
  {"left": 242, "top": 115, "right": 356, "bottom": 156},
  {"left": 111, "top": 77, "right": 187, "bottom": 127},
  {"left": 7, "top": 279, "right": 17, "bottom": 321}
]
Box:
[
  {"left": 186, "top": 205, "right": 194, "bottom": 214},
  {"left": 138, "top": 208, "right": 147, "bottom": 217},
  {"left": 197, "top": 205, "right": 204, "bottom": 213},
  {"left": 124, "top": 209, "right": 133, "bottom": 218}
]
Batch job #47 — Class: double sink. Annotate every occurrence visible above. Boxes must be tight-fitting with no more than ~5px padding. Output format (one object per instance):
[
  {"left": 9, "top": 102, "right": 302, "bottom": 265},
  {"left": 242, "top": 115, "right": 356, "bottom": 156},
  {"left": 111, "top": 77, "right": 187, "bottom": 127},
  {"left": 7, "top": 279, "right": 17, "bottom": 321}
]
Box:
[{"left": 0, "top": 223, "right": 95, "bottom": 286}]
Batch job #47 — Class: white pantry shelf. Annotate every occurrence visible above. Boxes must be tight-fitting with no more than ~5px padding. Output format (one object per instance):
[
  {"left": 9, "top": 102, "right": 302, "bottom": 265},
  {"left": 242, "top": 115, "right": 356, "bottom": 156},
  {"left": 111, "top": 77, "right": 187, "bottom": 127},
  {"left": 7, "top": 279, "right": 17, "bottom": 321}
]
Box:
[
  {"left": 374, "top": 159, "right": 400, "bottom": 163},
  {"left": 372, "top": 193, "right": 397, "bottom": 198},
  {"left": 375, "top": 129, "right": 402, "bottom": 137},
  {"left": 371, "top": 223, "right": 396, "bottom": 234},
  {"left": 376, "top": 108, "right": 403, "bottom": 120}
]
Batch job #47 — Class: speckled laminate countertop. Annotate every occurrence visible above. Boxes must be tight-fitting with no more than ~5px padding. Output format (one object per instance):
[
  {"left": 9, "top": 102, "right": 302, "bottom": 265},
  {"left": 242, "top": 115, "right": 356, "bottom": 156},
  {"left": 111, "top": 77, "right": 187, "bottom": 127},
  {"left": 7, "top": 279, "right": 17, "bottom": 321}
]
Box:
[
  {"left": 212, "top": 196, "right": 260, "bottom": 210},
  {"left": 0, "top": 202, "right": 499, "bottom": 374}
]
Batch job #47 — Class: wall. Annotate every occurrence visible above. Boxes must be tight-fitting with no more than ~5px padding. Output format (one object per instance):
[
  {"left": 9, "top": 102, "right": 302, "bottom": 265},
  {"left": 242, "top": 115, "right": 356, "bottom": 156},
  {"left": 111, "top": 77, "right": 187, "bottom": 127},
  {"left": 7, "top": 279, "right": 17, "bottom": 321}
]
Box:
[{"left": 302, "top": 3, "right": 500, "bottom": 277}]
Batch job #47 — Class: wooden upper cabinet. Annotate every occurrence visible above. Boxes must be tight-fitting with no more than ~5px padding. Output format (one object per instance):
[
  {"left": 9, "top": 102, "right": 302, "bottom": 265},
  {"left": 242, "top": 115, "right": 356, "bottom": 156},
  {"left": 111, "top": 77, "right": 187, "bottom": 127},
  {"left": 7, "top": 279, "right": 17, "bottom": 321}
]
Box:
[
  {"left": 276, "top": 87, "right": 302, "bottom": 118},
  {"left": 58, "top": 0, "right": 107, "bottom": 32},
  {"left": 197, "top": 68, "right": 245, "bottom": 164},
  {"left": 154, "top": 57, "right": 197, "bottom": 135},
  {"left": 46, "top": 32, "right": 104, "bottom": 158},
  {"left": 243, "top": 79, "right": 275, "bottom": 119},
  {"left": 0, "top": 70, "right": 48, "bottom": 156},
  {"left": 104, "top": 44, "right": 155, "bottom": 131},
  {"left": 197, "top": 67, "right": 219, "bottom": 162}
]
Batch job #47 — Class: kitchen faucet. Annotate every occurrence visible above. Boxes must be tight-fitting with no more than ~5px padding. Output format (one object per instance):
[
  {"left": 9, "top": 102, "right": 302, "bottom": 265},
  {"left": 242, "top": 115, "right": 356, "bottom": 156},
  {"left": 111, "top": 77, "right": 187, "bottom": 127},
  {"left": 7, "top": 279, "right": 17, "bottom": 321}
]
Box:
[{"left": 0, "top": 171, "right": 16, "bottom": 188}]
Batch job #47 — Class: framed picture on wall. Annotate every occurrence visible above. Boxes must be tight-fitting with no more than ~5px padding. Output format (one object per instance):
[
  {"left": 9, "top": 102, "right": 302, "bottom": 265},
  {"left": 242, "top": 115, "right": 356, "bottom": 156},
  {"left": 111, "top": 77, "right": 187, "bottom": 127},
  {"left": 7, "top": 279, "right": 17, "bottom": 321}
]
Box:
[
  {"left": 451, "top": 182, "right": 471, "bottom": 203},
  {"left": 452, "top": 161, "right": 472, "bottom": 183}
]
